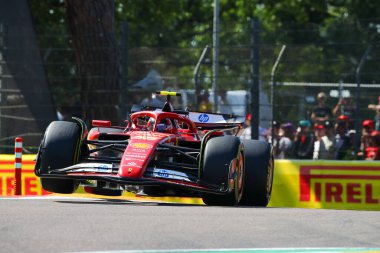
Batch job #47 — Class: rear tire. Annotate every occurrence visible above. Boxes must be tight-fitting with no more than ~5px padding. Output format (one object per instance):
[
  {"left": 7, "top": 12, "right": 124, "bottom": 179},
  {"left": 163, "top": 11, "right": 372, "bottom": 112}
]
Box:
[
  {"left": 239, "top": 140, "right": 274, "bottom": 206},
  {"left": 38, "top": 121, "right": 81, "bottom": 194},
  {"left": 201, "top": 136, "right": 244, "bottom": 206}
]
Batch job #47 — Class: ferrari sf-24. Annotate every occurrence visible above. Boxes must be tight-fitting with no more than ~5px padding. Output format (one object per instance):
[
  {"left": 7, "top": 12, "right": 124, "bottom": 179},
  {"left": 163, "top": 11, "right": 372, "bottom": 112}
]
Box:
[{"left": 35, "top": 91, "right": 274, "bottom": 206}]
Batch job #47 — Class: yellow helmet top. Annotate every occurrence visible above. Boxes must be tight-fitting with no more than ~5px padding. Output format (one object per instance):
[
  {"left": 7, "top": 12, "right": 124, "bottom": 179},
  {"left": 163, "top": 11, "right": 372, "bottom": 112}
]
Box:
[{"left": 155, "top": 91, "right": 181, "bottom": 97}]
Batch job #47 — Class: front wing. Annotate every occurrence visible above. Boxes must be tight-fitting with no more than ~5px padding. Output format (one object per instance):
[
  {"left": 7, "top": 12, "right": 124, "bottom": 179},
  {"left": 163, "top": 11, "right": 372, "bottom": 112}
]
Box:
[{"left": 35, "top": 163, "right": 230, "bottom": 195}]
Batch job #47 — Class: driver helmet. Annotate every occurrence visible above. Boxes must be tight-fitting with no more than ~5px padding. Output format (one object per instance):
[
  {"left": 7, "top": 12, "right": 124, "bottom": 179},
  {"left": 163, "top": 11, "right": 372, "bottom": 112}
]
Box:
[
  {"left": 157, "top": 119, "right": 172, "bottom": 133},
  {"left": 147, "top": 117, "right": 155, "bottom": 131}
]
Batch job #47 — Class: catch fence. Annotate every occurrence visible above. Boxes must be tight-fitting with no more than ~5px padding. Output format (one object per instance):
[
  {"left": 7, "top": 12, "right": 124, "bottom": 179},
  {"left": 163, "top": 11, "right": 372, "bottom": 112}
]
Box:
[{"left": 0, "top": 20, "right": 379, "bottom": 153}]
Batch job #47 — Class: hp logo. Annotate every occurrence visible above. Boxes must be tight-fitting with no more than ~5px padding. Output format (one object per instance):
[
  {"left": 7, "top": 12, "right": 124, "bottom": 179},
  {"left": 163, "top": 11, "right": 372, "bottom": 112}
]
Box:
[{"left": 198, "top": 113, "right": 209, "bottom": 123}]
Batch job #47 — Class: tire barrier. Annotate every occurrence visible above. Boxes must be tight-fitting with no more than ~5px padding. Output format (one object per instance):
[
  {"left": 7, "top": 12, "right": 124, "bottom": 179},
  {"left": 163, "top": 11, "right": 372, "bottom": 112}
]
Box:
[{"left": 1, "top": 154, "right": 379, "bottom": 210}]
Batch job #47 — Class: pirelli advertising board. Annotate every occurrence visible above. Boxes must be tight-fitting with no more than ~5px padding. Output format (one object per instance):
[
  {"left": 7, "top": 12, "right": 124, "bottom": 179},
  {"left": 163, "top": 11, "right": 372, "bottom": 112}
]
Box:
[
  {"left": 1, "top": 154, "right": 379, "bottom": 210},
  {"left": 0, "top": 155, "right": 49, "bottom": 196},
  {"left": 270, "top": 160, "right": 380, "bottom": 211}
]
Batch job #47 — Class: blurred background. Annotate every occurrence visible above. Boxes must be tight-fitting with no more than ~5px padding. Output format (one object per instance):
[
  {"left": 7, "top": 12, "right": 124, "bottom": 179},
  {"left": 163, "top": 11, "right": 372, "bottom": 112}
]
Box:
[{"left": 0, "top": 0, "right": 379, "bottom": 153}]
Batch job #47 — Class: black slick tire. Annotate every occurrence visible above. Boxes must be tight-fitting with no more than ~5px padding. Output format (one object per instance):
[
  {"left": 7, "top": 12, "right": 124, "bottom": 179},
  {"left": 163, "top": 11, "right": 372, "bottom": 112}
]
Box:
[
  {"left": 201, "top": 136, "right": 244, "bottom": 206},
  {"left": 240, "top": 140, "right": 274, "bottom": 206},
  {"left": 38, "top": 121, "right": 81, "bottom": 194}
]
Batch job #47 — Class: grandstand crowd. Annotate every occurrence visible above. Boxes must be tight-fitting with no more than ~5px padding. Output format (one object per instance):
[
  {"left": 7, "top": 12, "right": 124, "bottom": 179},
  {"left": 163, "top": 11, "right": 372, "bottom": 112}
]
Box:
[{"left": 241, "top": 92, "right": 380, "bottom": 161}]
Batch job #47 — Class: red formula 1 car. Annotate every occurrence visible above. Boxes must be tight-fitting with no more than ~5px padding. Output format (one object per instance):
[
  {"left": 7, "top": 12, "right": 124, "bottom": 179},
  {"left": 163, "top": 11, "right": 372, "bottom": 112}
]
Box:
[{"left": 35, "top": 91, "right": 274, "bottom": 206}]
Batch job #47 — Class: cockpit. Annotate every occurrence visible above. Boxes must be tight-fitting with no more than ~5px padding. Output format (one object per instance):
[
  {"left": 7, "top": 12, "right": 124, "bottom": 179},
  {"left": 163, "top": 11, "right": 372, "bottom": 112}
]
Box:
[{"left": 156, "top": 118, "right": 173, "bottom": 133}]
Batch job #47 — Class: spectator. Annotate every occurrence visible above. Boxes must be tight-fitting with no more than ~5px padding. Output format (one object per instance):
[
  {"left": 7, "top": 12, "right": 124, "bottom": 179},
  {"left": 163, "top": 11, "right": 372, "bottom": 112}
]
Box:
[
  {"left": 267, "top": 121, "right": 280, "bottom": 145},
  {"left": 365, "top": 131, "right": 380, "bottom": 160},
  {"left": 334, "top": 115, "right": 354, "bottom": 160},
  {"left": 357, "top": 119, "right": 375, "bottom": 159},
  {"left": 324, "top": 120, "right": 335, "bottom": 142},
  {"left": 293, "top": 120, "right": 314, "bottom": 159},
  {"left": 273, "top": 122, "right": 294, "bottom": 159},
  {"left": 240, "top": 114, "right": 252, "bottom": 140},
  {"left": 310, "top": 92, "right": 333, "bottom": 124},
  {"left": 259, "top": 126, "right": 268, "bottom": 141},
  {"left": 333, "top": 95, "right": 356, "bottom": 119},
  {"left": 240, "top": 114, "right": 267, "bottom": 141},
  {"left": 313, "top": 122, "right": 335, "bottom": 160},
  {"left": 199, "top": 90, "right": 213, "bottom": 112},
  {"left": 368, "top": 96, "right": 380, "bottom": 131},
  {"left": 218, "top": 89, "right": 233, "bottom": 115}
]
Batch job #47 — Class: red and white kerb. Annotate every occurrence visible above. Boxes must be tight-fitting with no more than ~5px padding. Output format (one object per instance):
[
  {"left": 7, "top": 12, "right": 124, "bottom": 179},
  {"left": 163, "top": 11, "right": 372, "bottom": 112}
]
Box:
[{"left": 14, "top": 137, "right": 22, "bottom": 195}]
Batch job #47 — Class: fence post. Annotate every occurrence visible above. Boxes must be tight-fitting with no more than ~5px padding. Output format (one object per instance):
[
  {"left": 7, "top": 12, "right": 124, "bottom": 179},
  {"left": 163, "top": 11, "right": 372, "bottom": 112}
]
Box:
[
  {"left": 14, "top": 137, "right": 22, "bottom": 195},
  {"left": 354, "top": 45, "right": 372, "bottom": 157},
  {"left": 270, "top": 45, "right": 286, "bottom": 141},
  {"left": 212, "top": 0, "right": 220, "bottom": 113},
  {"left": 250, "top": 18, "right": 260, "bottom": 140},
  {"left": 120, "top": 21, "right": 129, "bottom": 120},
  {"left": 194, "top": 45, "right": 210, "bottom": 111}
]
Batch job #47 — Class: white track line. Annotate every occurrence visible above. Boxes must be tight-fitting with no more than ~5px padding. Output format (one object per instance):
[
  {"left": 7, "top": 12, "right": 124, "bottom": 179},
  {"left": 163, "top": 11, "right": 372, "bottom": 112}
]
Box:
[{"left": 64, "top": 247, "right": 380, "bottom": 253}]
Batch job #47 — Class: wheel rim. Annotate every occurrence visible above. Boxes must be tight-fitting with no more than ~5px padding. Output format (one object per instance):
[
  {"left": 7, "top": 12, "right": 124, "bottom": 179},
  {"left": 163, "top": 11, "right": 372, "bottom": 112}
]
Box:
[
  {"left": 266, "top": 153, "right": 274, "bottom": 200},
  {"left": 235, "top": 151, "right": 244, "bottom": 203}
]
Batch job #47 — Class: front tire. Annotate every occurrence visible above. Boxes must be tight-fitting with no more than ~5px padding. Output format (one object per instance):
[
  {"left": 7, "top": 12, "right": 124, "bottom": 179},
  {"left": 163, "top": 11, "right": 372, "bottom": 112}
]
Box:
[
  {"left": 37, "top": 121, "right": 81, "bottom": 194},
  {"left": 240, "top": 140, "right": 274, "bottom": 206},
  {"left": 201, "top": 136, "right": 244, "bottom": 206}
]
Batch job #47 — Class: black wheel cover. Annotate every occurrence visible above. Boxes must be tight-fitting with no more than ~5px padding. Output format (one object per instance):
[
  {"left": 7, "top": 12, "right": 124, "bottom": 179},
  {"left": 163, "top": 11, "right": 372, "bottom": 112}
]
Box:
[
  {"left": 240, "top": 140, "right": 274, "bottom": 206},
  {"left": 38, "top": 121, "right": 81, "bottom": 194},
  {"left": 201, "top": 136, "right": 244, "bottom": 206}
]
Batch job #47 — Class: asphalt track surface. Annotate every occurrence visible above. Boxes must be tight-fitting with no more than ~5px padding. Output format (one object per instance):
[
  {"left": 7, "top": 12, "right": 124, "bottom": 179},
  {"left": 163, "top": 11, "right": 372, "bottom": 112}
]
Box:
[{"left": 1, "top": 196, "right": 380, "bottom": 253}]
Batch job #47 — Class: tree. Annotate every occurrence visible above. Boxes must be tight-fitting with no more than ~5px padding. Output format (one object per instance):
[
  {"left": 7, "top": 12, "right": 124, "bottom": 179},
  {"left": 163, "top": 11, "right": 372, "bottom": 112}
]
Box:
[
  {"left": 28, "top": 0, "right": 380, "bottom": 124},
  {"left": 65, "top": 0, "right": 120, "bottom": 123}
]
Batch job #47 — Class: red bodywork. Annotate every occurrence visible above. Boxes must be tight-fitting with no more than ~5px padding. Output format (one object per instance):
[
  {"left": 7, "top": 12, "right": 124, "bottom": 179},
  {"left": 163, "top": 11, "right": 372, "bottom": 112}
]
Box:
[
  {"left": 35, "top": 106, "right": 243, "bottom": 195},
  {"left": 87, "top": 110, "right": 201, "bottom": 182}
]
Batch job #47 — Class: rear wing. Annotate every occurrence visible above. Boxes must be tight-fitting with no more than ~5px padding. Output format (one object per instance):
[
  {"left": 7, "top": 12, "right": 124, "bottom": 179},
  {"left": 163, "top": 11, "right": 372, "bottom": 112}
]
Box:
[{"left": 188, "top": 112, "right": 245, "bottom": 130}]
